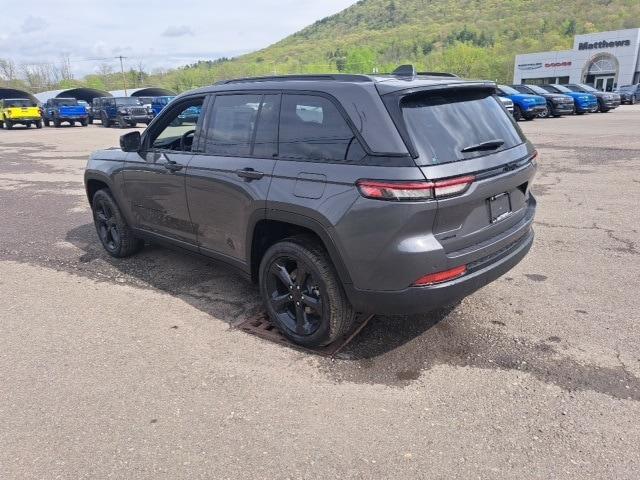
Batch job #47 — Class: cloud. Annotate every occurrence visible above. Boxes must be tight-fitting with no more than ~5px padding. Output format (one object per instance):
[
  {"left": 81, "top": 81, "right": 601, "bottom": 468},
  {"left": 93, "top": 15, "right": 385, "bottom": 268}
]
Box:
[
  {"left": 21, "top": 15, "right": 48, "bottom": 34},
  {"left": 162, "top": 25, "right": 194, "bottom": 37}
]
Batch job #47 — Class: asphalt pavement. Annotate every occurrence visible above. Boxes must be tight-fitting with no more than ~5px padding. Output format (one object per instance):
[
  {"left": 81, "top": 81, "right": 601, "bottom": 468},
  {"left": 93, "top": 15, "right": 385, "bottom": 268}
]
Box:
[{"left": 1, "top": 108, "right": 639, "bottom": 479}]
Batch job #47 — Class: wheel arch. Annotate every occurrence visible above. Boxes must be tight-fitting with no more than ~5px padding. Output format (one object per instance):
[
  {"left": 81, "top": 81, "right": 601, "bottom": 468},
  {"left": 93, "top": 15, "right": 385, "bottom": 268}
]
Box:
[{"left": 247, "top": 210, "right": 353, "bottom": 286}]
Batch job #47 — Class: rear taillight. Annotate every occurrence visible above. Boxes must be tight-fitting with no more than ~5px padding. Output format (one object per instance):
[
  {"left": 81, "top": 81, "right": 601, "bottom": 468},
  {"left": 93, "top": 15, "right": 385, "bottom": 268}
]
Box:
[
  {"left": 432, "top": 175, "right": 475, "bottom": 198},
  {"left": 356, "top": 175, "right": 474, "bottom": 202},
  {"left": 356, "top": 180, "right": 434, "bottom": 201},
  {"left": 412, "top": 265, "right": 467, "bottom": 286}
]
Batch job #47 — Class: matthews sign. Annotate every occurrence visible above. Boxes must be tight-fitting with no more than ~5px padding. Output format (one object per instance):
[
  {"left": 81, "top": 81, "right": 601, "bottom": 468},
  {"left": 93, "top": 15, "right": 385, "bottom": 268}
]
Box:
[{"left": 578, "top": 39, "right": 631, "bottom": 50}]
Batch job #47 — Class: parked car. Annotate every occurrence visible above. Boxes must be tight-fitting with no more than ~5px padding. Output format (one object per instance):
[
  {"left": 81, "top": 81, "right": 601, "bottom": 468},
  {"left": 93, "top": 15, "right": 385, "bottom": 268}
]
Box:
[
  {"left": 510, "top": 84, "right": 574, "bottom": 118},
  {"left": 497, "top": 95, "right": 514, "bottom": 115},
  {"left": 616, "top": 84, "right": 640, "bottom": 104},
  {"left": 150, "top": 96, "right": 175, "bottom": 116},
  {"left": 78, "top": 100, "right": 93, "bottom": 123},
  {"left": 495, "top": 85, "right": 546, "bottom": 121},
  {"left": 84, "top": 71, "right": 537, "bottom": 347},
  {"left": 539, "top": 84, "right": 597, "bottom": 114},
  {"left": 96, "top": 97, "right": 154, "bottom": 128},
  {"left": 0, "top": 98, "right": 42, "bottom": 129},
  {"left": 564, "top": 83, "right": 620, "bottom": 112},
  {"left": 42, "top": 98, "right": 88, "bottom": 127}
]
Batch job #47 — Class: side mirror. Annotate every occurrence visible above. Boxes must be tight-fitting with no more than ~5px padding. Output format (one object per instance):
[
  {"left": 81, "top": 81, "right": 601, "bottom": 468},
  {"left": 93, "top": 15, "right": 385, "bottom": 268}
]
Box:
[{"left": 120, "top": 131, "right": 141, "bottom": 152}]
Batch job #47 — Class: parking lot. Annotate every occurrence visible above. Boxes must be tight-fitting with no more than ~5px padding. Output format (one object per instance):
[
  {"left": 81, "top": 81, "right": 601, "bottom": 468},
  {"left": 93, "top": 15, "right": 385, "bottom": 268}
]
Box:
[{"left": 1, "top": 108, "right": 639, "bottom": 478}]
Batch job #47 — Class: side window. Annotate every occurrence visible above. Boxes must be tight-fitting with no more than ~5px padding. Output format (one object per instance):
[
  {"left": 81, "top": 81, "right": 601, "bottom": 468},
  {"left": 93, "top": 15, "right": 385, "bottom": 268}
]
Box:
[
  {"left": 252, "top": 94, "right": 280, "bottom": 158},
  {"left": 151, "top": 98, "right": 204, "bottom": 152},
  {"left": 279, "top": 94, "right": 364, "bottom": 162},
  {"left": 204, "top": 94, "right": 261, "bottom": 156}
]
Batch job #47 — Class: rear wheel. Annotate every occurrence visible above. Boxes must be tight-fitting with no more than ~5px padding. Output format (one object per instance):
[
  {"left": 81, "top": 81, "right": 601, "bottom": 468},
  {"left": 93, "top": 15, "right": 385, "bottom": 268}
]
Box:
[
  {"left": 259, "top": 236, "right": 355, "bottom": 347},
  {"left": 53, "top": 117, "right": 61, "bottom": 128},
  {"left": 81, "top": 119, "right": 88, "bottom": 127},
  {"left": 513, "top": 105, "right": 522, "bottom": 121},
  {"left": 631, "top": 96, "right": 637, "bottom": 105},
  {"left": 35, "top": 120, "right": 43, "bottom": 129},
  {"left": 117, "top": 116, "right": 127, "bottom": 129},
  {"left": 5, "top": 120, "right": 13, "bottom": 130},
  {"left": 101, "top": 113, "right": 110, "bottom": 128},
  {"left": 91, "top": 189, "right": 143, "bottom": 258}
]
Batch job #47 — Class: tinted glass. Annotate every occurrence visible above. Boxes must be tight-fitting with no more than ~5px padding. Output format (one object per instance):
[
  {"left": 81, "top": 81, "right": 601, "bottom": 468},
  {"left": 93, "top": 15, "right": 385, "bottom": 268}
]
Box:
[
  {"left": 279, "top": 94, "right": 363, "bottom": 162},
  {"left": 52, "top": 98, "right": 78, "bottom": 106},
  {"left": 252, "top": 95, "right": 279, "bottom": 158},
  {"left": 551, "top": 85, "right": 572, "bottom": 93},
  {"left": 205, "top": 94, "right": 261, "bottom": 157},
  {"left": 152, "top": 98, "right": 203, "bottom": 151},
  {"left": 511, "top": 86, "right": 530, "bottom": 94},
  {"left": 564, "top": 85, "right": 582, "bottom": 92},
  {"left": 401, "top": 89, "right": 525, "bottom": 165}
]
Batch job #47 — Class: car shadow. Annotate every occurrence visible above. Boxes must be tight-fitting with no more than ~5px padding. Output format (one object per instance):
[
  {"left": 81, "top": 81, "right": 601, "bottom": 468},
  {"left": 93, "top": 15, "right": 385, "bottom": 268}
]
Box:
[{"left": 64, "top": 222, "right": 450, "bottom": 359}]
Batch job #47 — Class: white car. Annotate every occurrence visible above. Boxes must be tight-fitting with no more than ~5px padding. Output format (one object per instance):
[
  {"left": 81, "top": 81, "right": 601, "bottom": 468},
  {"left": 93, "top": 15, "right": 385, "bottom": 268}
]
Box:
[{"left": 498, "top": 96, "right": 514, "bottom": 115}]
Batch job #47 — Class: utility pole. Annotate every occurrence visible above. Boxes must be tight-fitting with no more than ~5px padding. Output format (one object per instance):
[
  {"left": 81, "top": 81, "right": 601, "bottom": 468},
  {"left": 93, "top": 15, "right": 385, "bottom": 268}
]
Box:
[{"left": 117, "top": 55, "right": 127, "bottom": 95}]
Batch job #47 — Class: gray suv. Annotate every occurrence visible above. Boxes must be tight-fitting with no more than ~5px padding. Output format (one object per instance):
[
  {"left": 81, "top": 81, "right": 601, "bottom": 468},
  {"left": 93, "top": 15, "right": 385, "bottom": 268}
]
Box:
[{"left": 84, "top": 69, "right": 537, "bottom": 347}]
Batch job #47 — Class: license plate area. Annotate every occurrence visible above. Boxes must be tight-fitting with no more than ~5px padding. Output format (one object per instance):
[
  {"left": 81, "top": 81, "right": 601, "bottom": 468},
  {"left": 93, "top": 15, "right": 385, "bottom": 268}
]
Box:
[{"left": 489, "top": 193, "right": 512, "bottom": 223}]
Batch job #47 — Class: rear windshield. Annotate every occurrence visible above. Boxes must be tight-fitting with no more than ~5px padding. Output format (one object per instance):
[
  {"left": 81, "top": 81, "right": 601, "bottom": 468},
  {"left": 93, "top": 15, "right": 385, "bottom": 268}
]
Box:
[
  {"left": 4, "top": 99, "right": 33, "bottom": 107},
  {"left": 400, "top": 89, "right": 525, "bottom": 165},
  {"left": 52, "top": 99, "right": 78, "bottom": 106}
]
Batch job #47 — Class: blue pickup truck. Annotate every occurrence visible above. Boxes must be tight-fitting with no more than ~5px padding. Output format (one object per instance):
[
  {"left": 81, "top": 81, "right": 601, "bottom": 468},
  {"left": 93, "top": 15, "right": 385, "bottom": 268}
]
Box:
[
  {"left": 495, "top": 85, "right": 547, "bottom": 121},
  {"left": 42, "top": 98, "right": 88, "bottom": 127},
  {"left": 540, "top": 85, "right": 598, "bottom": 114}
]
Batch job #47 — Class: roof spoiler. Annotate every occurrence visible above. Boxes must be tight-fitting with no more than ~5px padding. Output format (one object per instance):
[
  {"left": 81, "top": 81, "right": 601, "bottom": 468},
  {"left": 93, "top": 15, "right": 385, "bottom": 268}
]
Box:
[{"left": 391, "top": 64, "right": 459, "bottom": 78}]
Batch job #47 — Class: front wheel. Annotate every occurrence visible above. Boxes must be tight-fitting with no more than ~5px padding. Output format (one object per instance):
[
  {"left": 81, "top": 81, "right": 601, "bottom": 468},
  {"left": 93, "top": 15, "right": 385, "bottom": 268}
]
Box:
[
  {"left": 5, "top": 120, "right": 13, "bottom": 130},
  {"left": 513, "top": 105, "right": 522, "bottom": 121},
  {"left": 91, "top": 189, "right": 144, "bottom": 258},
  {"left": 259, "top": 236, "right": 355, "bottom": 347},
  {"left": 35, "top": 120, "right": 43, "bottom": 129},
  {"left": 53, "top": 118, "right": 61, "bottom": 128},
  {"left": 538, "top": 106, "right": 550, "bottom": 118}
]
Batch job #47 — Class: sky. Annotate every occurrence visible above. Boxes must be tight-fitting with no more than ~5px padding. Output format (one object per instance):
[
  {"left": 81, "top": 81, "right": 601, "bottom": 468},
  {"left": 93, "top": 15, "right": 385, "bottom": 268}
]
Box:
[{"left": 0, "top": 0, "right": 358, "bottom": 77}]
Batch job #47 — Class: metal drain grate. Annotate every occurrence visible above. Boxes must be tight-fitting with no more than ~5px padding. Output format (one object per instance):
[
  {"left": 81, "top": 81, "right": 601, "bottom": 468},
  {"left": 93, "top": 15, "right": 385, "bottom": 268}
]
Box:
[{"left": 234, "top": 312, "right": 374, "bottom": 357}]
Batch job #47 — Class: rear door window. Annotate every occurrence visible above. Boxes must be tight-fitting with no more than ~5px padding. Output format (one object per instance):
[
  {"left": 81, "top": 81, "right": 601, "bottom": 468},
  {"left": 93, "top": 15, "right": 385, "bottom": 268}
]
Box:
[
  {"left": 400, "top": 89, "right": 525, "bottom": 165},
  {"left": 278, "top": 94, "right": 364, "bottom": 162}
]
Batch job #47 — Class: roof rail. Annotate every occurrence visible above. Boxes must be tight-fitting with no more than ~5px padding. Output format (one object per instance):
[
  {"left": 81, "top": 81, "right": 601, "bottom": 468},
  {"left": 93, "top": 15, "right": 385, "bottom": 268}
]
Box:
[
  {"left": 417, "top": 71, "right": 459, "bottom": 78},
  {"left": 391, "top": 64, "right": 458, "bottom": 78},
  {"left": 218, "top": 74, "right": 372, "bottom": 85}
]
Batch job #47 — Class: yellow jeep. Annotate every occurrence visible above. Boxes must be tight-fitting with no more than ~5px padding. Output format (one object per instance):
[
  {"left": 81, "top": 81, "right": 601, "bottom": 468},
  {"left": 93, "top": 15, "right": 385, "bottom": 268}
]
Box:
[{"left": 0, "top": 98, "right": 43, "bottom": 129}]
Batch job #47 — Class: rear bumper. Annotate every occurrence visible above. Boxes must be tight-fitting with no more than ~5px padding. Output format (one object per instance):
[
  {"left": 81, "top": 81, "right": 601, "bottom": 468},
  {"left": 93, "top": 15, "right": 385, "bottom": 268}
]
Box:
[{"left": 345, "top": 228, "right": 534, "bottom": 315}]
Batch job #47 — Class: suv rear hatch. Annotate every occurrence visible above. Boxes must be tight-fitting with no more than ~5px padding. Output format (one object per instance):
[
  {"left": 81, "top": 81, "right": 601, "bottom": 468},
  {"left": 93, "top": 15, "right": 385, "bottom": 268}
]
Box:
[{"left": 381, "top": 84, "right": 536, "bottom": 267}]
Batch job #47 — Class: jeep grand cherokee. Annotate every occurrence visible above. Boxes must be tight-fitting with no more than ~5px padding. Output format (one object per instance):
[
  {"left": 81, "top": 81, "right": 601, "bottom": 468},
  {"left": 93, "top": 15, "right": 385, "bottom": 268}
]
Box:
[{"left": 84, "top": 68, "right": 537, "bottom": 347}]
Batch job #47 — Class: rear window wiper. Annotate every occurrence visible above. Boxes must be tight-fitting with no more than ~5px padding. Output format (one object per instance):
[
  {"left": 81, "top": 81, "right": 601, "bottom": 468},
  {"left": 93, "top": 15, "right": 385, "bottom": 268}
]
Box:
[{"left": 461, "top": 139, "right": 504, "bottom": 153}]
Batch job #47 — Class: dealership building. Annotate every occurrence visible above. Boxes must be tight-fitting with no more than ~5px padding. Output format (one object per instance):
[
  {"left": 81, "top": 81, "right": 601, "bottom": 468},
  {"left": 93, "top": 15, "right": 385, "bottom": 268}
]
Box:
[{"left": 513, "top": 28, "right": 640, "bottom": 91}]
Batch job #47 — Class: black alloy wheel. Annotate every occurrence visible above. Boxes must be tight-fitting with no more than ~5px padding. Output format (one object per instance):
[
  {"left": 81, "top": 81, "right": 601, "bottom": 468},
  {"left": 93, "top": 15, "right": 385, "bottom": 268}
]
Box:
[
  {"left": 93, "top": 197, "right": 121, "bottom": 254},
  {"left": 91, "top": 189, "right": 143, "bottom": 258},
  {"left": 259, "top": 236, "right": 355, "bottom": 347},
  {"left": 265, "top": 255, "right": 324, "bottom": 337}
]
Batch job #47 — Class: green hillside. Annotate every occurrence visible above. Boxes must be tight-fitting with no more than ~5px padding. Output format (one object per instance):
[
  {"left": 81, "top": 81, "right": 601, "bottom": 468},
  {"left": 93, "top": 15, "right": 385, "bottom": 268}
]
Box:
[{"left": 148, "top": 0, "right": 640, "bottom": 91}]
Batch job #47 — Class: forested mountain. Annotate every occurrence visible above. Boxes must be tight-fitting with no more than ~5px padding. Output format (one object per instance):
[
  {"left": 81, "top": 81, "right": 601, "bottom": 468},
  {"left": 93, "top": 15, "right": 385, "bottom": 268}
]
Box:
[
  {"left": 152, "top": 0, "right": 639, "bottom": 91},
  {"left": 4, "top": 0, "right": 640, "bottom": 93}
]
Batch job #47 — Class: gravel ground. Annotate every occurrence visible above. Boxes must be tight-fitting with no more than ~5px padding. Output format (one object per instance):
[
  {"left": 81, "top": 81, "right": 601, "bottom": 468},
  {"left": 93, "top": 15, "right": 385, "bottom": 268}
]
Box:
[{"left": 1, "top": 107, "right": 639, "bottom": 479}]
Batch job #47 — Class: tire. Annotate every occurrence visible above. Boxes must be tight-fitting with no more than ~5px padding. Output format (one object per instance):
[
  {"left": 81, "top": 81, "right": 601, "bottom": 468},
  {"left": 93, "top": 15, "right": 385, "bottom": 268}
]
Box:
[
  {"left": 117, "top": 116, "right": 127, "bottom": 129},
  {"left": 26, "top": 122, "right": 32, "bottom": 128},
  {"left": 5, "top": 120, "right": 13, "bottom": 130},
  {"left": 53, "top": 118, "right": 61, "bottom": 128},
  {"left": 91, "top": 189, "right": 144, "bottom": 258},
  {"left": 128, "top": 122, "right": 137, "bottom": 128},
  {"left": 631, "top": 97, "right": 636, "bottom": 105},
  {"left": 44, "top": 118, "right": 50, "bottom": 127},
  {"left": 513, "top": 105, "right": 522, "bottom": 121},
  {"left": 88, "top": 116, "right": 94, "bottom": 124},
  {"left": 101, "top": 113, "right": 110, "bottom": 128},
  {"left": 259, "top": 235, "right": 356, "bottom": 347},
  {"left": 81, "top": 119, "right": 88, "bottom": 127},
  {"left": 575, "top": 111, "right": 585, "bottom": 115},
  {"left": 538, "top": 105, "right": 550, "bottom": 118},
  {"left": 35, "top": 120, "right": 43, "bottom": 129}
]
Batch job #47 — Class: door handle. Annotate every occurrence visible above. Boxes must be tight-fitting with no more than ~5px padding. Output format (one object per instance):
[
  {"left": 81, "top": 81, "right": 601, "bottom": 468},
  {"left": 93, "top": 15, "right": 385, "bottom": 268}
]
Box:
[
  {"left": 236, "top": 168, "right": 264, "bottom": 181},
  {"left": 164, "top": 160, "right": 183, "bottom": 172}
]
